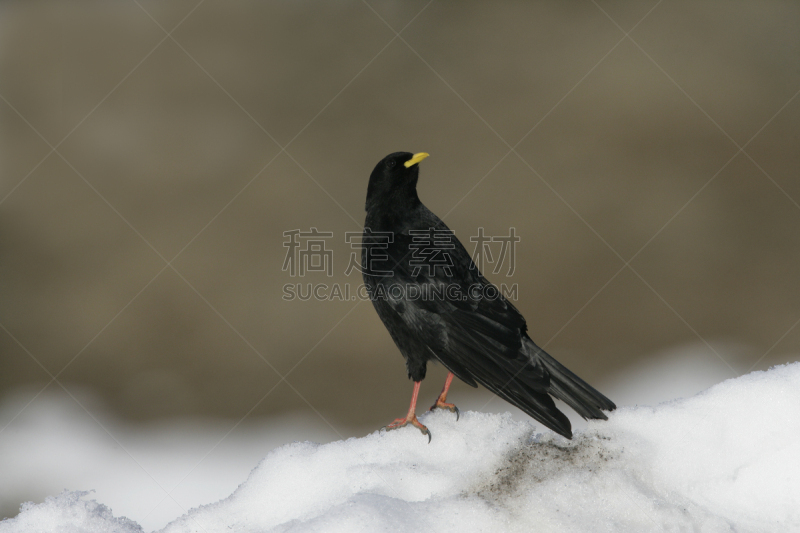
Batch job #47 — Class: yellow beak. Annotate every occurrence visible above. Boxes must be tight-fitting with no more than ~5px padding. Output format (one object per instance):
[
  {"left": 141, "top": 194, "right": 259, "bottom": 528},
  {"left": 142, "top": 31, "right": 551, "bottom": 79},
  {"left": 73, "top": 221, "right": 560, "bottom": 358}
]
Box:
[{"left": 404, "top": 152, "right": 430, "bottom": 168}]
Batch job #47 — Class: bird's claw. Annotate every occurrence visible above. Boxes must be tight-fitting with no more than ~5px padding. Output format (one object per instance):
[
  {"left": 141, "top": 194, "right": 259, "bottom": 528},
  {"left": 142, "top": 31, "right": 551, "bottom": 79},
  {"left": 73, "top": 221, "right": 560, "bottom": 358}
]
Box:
[
  {"left": 414, "top": 425, "right": 431, "bottom": 443},
  {"left": 381, "top": 415, "right": 432, "bottom": 443},
  {"left": 429, "top": 400, "right": 460, "bottom": 421}
]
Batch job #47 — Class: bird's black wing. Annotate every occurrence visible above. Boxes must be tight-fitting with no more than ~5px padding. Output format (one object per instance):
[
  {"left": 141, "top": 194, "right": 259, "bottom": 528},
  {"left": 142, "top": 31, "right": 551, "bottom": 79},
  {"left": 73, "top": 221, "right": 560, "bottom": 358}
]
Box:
[{"left": 374, "top": 210, "right": 580, "bottom": 437}]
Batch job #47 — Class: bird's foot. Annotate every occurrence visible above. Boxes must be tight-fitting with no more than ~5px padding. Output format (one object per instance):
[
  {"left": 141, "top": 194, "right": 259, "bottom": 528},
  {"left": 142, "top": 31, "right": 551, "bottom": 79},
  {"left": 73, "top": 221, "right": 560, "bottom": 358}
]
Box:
[
  {"left": 429, "top": 399, "right": 460, "bottom": 421},
  {"left": 382, "top": 414, "right": 431, "bottom": 443}
]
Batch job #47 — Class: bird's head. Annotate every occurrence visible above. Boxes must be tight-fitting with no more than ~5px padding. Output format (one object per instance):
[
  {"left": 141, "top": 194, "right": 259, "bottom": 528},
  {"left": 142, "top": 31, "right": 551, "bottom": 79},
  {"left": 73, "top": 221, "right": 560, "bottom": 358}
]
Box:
[{"left": 365, "top": 152, "right": 429, "bottom": 212}]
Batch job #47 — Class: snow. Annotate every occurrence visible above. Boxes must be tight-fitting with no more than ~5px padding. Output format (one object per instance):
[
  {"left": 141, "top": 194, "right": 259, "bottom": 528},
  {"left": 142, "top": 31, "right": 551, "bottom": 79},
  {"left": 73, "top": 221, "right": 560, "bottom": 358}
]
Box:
[
  {"left": 3, "top": 491, "right": 143, "bottom": 533},
  {"left": 3, "top": 363, "right": 800, "bottom": 533},
  {"left": 0, "top": 390, "right": 336, "bottom": 531}
]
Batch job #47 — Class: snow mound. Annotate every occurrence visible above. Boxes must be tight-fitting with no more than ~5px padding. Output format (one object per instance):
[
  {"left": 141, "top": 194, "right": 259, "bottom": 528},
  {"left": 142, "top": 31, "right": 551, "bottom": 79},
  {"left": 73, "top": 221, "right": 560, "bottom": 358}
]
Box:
[
  {"left": 3, "top": 363, "right": 800, "bottom": 533},
  {"left": 0, "top": 491, "right": 142, "bottom": 533}
]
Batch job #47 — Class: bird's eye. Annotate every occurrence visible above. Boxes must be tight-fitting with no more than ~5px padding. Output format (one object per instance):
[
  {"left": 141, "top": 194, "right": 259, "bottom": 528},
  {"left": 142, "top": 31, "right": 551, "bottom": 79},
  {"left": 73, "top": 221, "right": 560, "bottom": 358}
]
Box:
[{"left": 387, "top": 160, "right": 397, "bottom": 168}]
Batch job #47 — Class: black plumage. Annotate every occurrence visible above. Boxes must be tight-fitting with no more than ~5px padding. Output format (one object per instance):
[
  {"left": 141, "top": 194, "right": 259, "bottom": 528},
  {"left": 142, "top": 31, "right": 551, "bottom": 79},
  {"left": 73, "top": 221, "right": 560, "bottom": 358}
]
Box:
[{"left": 362, "top": 152, "right": 615, "bottom": 440}]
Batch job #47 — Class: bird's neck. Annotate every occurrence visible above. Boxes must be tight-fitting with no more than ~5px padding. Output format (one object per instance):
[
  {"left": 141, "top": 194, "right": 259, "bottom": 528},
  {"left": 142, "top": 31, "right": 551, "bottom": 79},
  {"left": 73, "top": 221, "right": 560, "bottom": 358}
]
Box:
[
  {"left": 367, "top": 187, "right": 420, "bottom": 216},
  {"left": 365, "top": 198, "right": 423, "bottom": 233}
]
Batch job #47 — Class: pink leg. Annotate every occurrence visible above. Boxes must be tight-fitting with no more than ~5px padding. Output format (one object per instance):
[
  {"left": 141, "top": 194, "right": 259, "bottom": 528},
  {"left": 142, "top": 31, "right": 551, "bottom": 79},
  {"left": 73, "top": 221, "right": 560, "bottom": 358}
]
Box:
[
  {"left": 429, "top": 372, "right": 460, "bottom": 420},
  {"left": 384, "top": 381, "right": 431, "bottom": 442}
]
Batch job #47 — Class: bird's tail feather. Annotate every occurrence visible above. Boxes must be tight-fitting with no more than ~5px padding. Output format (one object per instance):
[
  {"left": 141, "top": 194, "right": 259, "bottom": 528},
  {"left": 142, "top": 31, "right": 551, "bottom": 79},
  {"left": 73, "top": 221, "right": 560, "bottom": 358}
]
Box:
[
  {"left": 442, "top": 324, "right": 574, "bottom": 438},
  {"left": 525, "top": 338, "right": 616, "bottom": 420},
  {"left": 482, "top": 375, "right": 573, "bottom": 439}
]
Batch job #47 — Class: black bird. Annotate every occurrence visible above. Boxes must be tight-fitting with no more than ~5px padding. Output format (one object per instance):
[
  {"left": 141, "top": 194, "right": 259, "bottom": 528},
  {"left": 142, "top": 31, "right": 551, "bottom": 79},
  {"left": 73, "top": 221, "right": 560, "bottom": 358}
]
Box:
[{"left": 362, "top": 152, "right": 615, "bottom": 441}]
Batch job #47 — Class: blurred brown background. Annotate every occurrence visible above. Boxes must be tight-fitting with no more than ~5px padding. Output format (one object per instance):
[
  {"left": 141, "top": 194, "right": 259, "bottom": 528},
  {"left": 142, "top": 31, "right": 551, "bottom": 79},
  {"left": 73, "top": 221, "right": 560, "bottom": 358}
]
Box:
[{"left": 2, "top": 0, "right": 799, "bottom": 443}]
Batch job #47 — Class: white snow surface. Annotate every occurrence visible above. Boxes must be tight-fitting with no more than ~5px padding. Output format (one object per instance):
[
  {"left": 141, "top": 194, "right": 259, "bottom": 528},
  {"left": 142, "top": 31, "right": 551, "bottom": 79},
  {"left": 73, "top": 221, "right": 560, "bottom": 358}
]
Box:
[{"left": 3, "top": 363, "right": 800, "bottom": 533}]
